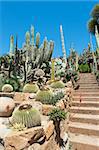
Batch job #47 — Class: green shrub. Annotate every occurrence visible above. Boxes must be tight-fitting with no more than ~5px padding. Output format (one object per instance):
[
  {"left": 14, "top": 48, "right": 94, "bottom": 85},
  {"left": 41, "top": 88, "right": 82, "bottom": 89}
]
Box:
[
  {"left": 23, "top": 83, "right": 39, "bottom": 93},
  {"left": 79, "top": 64, "right": 91, "bottom": 73},
  {"left": 11, "top": 104, "right": 41, "bottom": 128},
  {"left": 50, "top": 80, "right": 65, "bottom": 88},
  {"left": 2, "top": 84, "right": 13, "bottom": 92}
]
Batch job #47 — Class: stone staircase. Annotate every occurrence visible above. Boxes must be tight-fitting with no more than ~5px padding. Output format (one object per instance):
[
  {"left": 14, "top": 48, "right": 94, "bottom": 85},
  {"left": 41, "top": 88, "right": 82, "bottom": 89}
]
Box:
[{"left": 69, "top": 73, "right": 99, "bottom": 150}]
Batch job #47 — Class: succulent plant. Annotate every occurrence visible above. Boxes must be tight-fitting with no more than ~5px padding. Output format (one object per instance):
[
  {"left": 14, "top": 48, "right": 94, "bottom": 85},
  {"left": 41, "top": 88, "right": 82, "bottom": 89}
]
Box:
[
  {"left": 11, "top": 104, "right": 41, "bottom": 128},
  {"left": 2, "top": 84, "right": 13, "bottom": 92},
  {"left": 23, "top": 83, "right": 39, "bottom": 93},
  {"left": 36, "top": 88, "right": 53, "bottom": 104},
  {"left": 50, "top": 80, "right": 65, "bottom": 89}
]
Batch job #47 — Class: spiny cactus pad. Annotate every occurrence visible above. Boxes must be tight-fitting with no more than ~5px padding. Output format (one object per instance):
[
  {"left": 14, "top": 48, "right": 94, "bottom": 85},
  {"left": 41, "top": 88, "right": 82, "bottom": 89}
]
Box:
[
  {"left": 23, "top": 83, "right": 39, "bottom": 93},
  {"left": 11, "top": 104, "right": 41, "bottom": 128},
  {"left": 50, "top": 80, "right": 65, "bottom": 88},
  {"left": 2, "top": 84, "right": 13, "bottom": 92}
]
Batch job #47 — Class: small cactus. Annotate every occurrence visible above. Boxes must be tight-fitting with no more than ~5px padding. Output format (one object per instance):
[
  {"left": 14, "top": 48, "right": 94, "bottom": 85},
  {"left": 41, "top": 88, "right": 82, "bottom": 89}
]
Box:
[
  {"left": 11, "top": 104, "right": 41, "bottom": 128},
  {"left": 36, "top": 88, "right": 53, "bottom": 104},
  {"left": 2, "top": 84, "right": 13, "bottom": 92},
  {"left": 23, "top": 83, "right": 39, "bottom": 93},
  {"left": 50, "top": 80, "right": 65, "bottom": 89}
]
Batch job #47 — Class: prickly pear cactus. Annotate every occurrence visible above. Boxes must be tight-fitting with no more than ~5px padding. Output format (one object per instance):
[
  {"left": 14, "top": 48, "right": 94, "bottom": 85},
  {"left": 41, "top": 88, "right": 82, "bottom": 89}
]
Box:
[
  {"left": 2, "top": 84, "right": 13, "bottom": 92},
  {"left": 11, "top": 104, "right": 41, "bottom": 128}
]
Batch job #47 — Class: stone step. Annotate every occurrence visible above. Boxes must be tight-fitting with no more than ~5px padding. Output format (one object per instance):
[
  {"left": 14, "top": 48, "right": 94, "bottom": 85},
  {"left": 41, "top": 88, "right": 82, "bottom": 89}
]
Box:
[
  {"left": 73, "top": 92, "right": 99, "bottom": 97},
  {"left": 69, "top": 133, "right": 99, "bottom": 150},
  {"left": 70, "top": 113, "right": 99, "bottom": 125},
  {"left": 72, "top": 101, "right": 99, "bottom": 107},
  {"left": 70, "top": 106, "right": 99, "bottom": 115},
  {"left": 69, "top": 122, "right": 99, "bottom": 136},
  {"left": 73, "top": 96, "right": 99, "bottom": 101},
  {"left": 79, "top": 87, "right": 99, "bottom": 89},
  {"left": 78, "top": 89, "right": 99, "bottom": 92}
]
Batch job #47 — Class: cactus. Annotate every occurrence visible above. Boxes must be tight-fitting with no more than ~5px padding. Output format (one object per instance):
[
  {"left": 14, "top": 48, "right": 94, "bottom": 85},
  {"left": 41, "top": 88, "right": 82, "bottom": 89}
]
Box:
[
  {"left": 23, "top": 83, "right": 39, "bottom": 93},
  {"left": 11, "top": 123, "right": 27, "bottom": 131},
  {"left": 50, "top": 80, "right": 65, "bottom": 89},
  {"left": 36, "top": 88, "right": 53, "bottom": 104},
  {"left": 51, "top": 59, "right": 55, "bottom": 81},
  {"left": 11, "top": 104, "right": 41, "bottom": 128},
  {"left": 36, "top": 32, "right": 40, "bottom": 48},
  {"left": 2, "top": 84, "right": 13, "bottom": 92}
]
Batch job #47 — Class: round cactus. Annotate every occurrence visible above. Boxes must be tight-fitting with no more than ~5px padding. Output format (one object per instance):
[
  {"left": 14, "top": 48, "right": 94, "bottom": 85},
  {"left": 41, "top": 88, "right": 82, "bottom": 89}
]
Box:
[
  {"left": 50, "top": 80, "right": 65, "bottom": 89},
  {"left": 2, "top": 84, "right": 13, "bottom": 92},
  {"left": 36, "top": 88, "right": 53, "bottom": 104},
  {"left": 11, "top": 104, "right": 41, "bottom": 128},
  {"left": 23, "top": 83, "right": 39, "bottom": 93}
]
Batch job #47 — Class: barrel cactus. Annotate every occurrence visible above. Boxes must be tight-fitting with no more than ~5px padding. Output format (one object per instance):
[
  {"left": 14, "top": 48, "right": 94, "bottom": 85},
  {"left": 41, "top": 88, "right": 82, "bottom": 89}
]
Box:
[
  {"left": 36, "top": 88, "right": 53, "bottom": 104},
  {"left": 50, "top": 80, "right": 65, "bottom": 89},
  {"left": 2, "top": 84, "right": 13, "bottom": 92},
  {"left": 23, "top": 83, "right": 39, "bottom": 93},
  {"left": 11, "top": 104, "right": 41, "bottom": 128}
]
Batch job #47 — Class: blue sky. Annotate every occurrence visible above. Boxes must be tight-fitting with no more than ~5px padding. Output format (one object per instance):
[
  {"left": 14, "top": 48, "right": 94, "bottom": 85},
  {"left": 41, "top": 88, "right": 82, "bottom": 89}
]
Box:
[{"left": 0, "top": 0, "right": 98, "bottom": 57}]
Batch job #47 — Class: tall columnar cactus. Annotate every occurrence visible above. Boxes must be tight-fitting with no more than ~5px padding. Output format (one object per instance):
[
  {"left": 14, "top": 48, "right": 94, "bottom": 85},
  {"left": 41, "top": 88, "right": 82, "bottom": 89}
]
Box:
[
  {"left": 95, "top": 25, "right": 99, "bottom": 49},
  {"left": 36, "top": 32, "right": 40, "bottom": 48},
  {"left": 51, "top": 59, "right": 55, "bottom": 81},
  {"left": 31, "top": 25, "right": 34, "bottom": 46},
  {"left": 25, "top": 31, "right": 30, "bottom": 45},
  {"left": 76, "top": 54, "right": 79, "bottom": 71},
  {"left": 11, "top": 104, "right": 41, "bottom": 128},
  {"left": 9, "top": 35, "right": 14, "bottom": 57},
  {"left": 60, "top": 25, "right": 67, "bottom": 66}
]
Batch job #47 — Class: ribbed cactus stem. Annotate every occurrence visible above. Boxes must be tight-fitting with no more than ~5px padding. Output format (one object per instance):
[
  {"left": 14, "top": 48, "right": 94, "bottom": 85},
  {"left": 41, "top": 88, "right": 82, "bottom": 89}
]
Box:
[
  {"left": 92, "top": 52, "right": 97, "bottom": 72},
  {"left": 31, "top": 25, "right": 34, "bottom": 46},
  {"left": 51, "top": 59, "right": 55, "bottom": 81},
  {"left": 9, "top": 35, "right": 14, "bottom": 57},
  {"left": 25, "top": 31, "right": 30, "bottom": 45},
  {"left": 76, "top": 54, "right": 79, "bottom": 71},
  {"left": 95, "top": 25, "right": 99, "bottom": 49},
  {"left": 60, "top": 25, "right": 67, "bottom": 66},
  {"left": 36, "top": 32, "right": 40, "bottom": 48}
]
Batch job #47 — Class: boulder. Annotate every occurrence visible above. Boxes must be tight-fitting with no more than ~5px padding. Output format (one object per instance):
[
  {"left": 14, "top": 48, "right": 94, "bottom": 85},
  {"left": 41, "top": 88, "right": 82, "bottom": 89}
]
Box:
[
  {"left": 4, "top": 127, "right": 45, "bottom": 150},
  {"left": 0, "top": 97, "right": 15, "bottom": 117},
  {"left": 44, "top": 121, "right": 54, "bottom": 141}
]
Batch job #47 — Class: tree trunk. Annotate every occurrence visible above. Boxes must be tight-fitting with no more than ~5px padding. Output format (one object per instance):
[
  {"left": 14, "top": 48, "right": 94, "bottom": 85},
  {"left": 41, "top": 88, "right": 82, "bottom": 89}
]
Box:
[{"left": 54, "top": 120, "right": 63, "bottom": 146}]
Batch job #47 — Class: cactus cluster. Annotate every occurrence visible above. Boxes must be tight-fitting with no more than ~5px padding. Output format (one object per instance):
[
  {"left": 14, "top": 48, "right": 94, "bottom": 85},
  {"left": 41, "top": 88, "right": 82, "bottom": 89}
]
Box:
[
  {"left": 23, "top": 83, "right": 39, "bottom": 93},
  {"left": 11, "top": 104, "right": 41, "bottom": 128}
]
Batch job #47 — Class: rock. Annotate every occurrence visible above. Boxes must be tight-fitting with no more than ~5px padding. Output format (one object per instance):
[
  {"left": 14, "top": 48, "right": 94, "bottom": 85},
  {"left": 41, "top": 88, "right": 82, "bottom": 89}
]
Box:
[
  {"left": 44, "top": 121, "right": 54, "bottom": 141},
  {"left": 0, "top": 97, "right": 15, "bottom": 117},
  {"left": 35, "top": 69, "right": 45, "bottom": 77},
  {"left": 28, "top": 143, "right": 40, "bottom": 150},
  {"left": 42, "top": 105, "right": 56, "bottom": 116},
  {"left": 66, "top": 81, "right": 73, "bottom": 88},
  {"left": 29, "top": 93, "right": 36, "bottom": 99},
  {"left": 56, "top": 100, "right": 65, "bottom": 110},
  {"left": 14, "top": 92, "right": 30, "bottom": 101},
  {"left": 40, "top": 135, "right": 60, "bottom": 150},
  {"left": 4, "top": 127, "right": 45, "bottom": 150}
]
